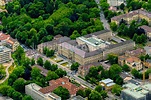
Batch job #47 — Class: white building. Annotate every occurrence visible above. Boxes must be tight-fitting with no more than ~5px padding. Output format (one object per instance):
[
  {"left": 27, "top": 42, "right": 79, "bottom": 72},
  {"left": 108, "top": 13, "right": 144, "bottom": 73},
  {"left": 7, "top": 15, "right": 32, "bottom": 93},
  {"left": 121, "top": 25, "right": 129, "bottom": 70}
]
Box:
[
  {"left": 25, "top": 83, "right": 61, "bottom": 100},
  {"left": 107, "top": 0, "right": 126, "bottom": 7}
]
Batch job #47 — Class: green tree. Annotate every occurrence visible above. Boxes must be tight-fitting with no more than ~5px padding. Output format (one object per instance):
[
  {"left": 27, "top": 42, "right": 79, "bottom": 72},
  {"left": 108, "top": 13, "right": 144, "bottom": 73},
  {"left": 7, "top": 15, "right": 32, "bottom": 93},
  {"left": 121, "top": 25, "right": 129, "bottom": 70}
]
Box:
[
  {"left": 71, "top": 62, "right": 79, "bottom": 70},
  {"left": 0, "top": 85, "right": 11, "bottom": 96},
  {"left": 31, "top": 58, "right": 35, "bottom": 66},
  {"left": 131, "top": 68, "right": 140, "bottom": 78},
  {"left": 120, "top": 3, "right": 125, "bottom": 10},
  {"left": 76, "top": 89, "right": 85, "bottom": 97},
  {"left": 88, "top": 91, "right": 102, "bottom": 100},
  {"left": 95, "top": 85, "right": 102, "bottom": 93},
  {"left": 44, "top": 60, "right": 51, "bottom": 70},
  {"left": 112, "top": 84, "right": 122, "bottom": 96},
  {"left": 31, "top": 67, "right": 41, "bottom": 80},
  {"left": 107, "top": 54, "right": 118, "bottom": 65},
  {"left": 55, "top": 68, "right": 67, "bottom": 77},
  {"left": 46, "top": 71, "right": 59, "bottom": 81},
  {"left": 22, "top": 95, "right": 33, "bottom": 100},
  {"left": 37, "top": 57, "right": 43, "bottom": 66},
  {"left": 109, "top": 64, "right": 122, "bottom": 79},
  {"left": 12, "top": 78, "right": 25, "bottom": 92},
  {"left": 53, "top": 86, "right": 70, "bottom": 100},
  {"left": 110, "top": 22, "right": 117, "bottom": 32},
  {"left": 100, "top": 90, "right": 107, "bottom": 99},
  {"left": 122, "top": 64, "right": 130, "bottom": 72},
  {"left": 85, "top": 88, "right": 91, "bottom": 97}
]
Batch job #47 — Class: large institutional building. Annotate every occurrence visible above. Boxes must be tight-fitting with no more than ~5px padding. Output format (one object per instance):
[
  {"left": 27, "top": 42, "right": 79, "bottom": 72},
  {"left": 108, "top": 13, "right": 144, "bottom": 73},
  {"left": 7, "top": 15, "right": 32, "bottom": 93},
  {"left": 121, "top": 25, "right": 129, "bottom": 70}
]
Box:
[
  {"left": 38, "top": 30, "right": 135, "bottom": 65},
  {"left": 111, "top": 9, "right": 151, "bottom": 26}
]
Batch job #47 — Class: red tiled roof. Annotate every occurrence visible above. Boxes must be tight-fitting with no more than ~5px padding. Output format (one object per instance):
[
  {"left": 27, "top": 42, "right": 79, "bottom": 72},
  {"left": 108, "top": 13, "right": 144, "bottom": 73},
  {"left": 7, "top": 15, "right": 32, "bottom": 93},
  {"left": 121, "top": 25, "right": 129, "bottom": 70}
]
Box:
[
  {"left": 39, "top": 77, "right": 83, "bottom": 95},
  {"left": 0, "top": 32, "right": 10, "bottom": 41},
  {"left": 126, "top": 56, "right": 140, "bottom": 63}
]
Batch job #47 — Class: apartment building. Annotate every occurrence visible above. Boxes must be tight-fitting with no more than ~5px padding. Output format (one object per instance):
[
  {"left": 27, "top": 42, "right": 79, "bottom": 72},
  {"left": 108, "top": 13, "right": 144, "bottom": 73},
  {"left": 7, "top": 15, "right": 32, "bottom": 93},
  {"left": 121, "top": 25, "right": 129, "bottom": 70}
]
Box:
[
  {"left": 0, "top": 46, "right": 11, "bottom": 64},
  {"left": 111, "top": 9, "right": 151, "bottom": 26},
  {"left": 25, "top": 83, "right": 61, "bottom": 100}
]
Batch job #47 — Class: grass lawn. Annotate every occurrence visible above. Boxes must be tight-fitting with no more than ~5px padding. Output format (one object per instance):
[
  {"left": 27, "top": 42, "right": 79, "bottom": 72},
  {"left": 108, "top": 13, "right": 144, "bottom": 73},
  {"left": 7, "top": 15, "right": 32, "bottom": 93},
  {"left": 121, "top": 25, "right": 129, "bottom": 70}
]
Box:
[
  {"left": 8, "top": 65, "right": 15, "bottom": 74},
  {"left": 56, "top": 59, "right": 64, "bottom": 63},
  {"left": 61, "top": 62, "right": 69, "bottom": 67},
  {"left": 50, "top": 55, "right": 56, "bottom": 60}
]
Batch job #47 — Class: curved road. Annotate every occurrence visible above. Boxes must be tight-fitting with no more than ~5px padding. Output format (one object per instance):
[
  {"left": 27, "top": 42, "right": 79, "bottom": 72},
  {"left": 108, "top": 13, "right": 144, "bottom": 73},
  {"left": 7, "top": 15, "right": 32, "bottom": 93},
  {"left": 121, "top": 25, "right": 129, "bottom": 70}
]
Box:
[{"left": 0, "top": 60, "right": 13, "bottom": 84}]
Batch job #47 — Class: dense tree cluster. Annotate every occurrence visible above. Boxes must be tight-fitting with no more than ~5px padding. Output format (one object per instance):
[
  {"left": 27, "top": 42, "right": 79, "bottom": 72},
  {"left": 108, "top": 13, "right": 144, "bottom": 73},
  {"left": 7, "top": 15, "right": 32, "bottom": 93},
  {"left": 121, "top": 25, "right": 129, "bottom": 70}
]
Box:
[
  {"left": 107, "top": 54, "right": 118, "bottom": 65},
  {"left": 0, "top": 0, "right": 104, "bottom": 48},
  {"left": 53, "top": 86, "right": 70, "bottom": 100},
  {"left": 85, "top": 64, "right": 123, "bottom": 85},
  {"left": 126, "top": 0, "right": 151, "bottom": 11},
  {"left": 71, "top": 62, "right": 79, "bottom": 70},
  {"left": 100, "top": 0, "right": 121, "bottom": 22},
  {"left": 43, "top": 47, "right": 55, "bottom": 57},
  {"left": 76, "top": 87, "right": 107, "bottom": 100},
  {"left": 0, "top": 85, "right": 33, "bottom": 100},
  {"left": 116, "top": 20, "right": 148, "bottom": 44}
]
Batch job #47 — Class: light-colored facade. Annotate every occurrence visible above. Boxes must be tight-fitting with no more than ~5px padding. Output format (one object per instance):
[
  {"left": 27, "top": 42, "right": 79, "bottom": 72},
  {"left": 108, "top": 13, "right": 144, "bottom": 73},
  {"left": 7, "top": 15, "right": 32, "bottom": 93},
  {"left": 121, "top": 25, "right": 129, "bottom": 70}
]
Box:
[
  {"left": 99, "top": 78, "right": 115, "bottom": 90},
  {"left": 111, "top": 9, "right": 151, "bottom": 26},
  {"left": 0, "top": 46, "right": 11, "bottom": 64},
  {"left": 25, "top": 83, "right": 61, "bottom": 100},
  {"left": 125, "top": 56, "right": 142, "bottom": 71},
  {"left": 107, "top": 0, "right": 125, "bottom": 7},
  {"left": 38, "top": 30, "right": 135, "bottom": 65},
  {"left": 121, "top": 83, "right": 151, "bottom": 100}
]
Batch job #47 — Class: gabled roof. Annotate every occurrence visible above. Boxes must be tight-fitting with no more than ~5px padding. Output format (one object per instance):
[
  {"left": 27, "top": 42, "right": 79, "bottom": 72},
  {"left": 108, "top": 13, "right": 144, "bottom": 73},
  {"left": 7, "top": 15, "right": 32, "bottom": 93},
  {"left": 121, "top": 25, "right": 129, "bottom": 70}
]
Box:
[{"left": 39, "top": 77, "right": 83, "bottom": 95}]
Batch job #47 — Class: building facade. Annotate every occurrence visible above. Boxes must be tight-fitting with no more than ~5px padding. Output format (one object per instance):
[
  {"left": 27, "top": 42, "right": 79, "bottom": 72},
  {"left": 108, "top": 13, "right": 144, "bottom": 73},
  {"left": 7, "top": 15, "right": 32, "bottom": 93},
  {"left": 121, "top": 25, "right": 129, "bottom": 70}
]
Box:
[
  {"left": 125, "top": 56, "right": 142, "bottom": 71},
  {"left": 0, "top": 46, "right": 11, "bottom": 64},
  {"left": 38, "top": 30, "right": 135, "bottom": 65},
  {"left": 99, "top": 78, "right": 115, "bottom": 90}
]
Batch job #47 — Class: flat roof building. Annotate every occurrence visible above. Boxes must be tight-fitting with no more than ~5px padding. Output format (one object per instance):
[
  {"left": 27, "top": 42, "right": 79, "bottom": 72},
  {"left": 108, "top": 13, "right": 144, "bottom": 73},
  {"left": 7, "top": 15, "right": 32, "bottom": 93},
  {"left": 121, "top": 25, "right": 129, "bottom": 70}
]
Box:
[{"left": 121, "top": 83, "right": 151, "bottom": 100}]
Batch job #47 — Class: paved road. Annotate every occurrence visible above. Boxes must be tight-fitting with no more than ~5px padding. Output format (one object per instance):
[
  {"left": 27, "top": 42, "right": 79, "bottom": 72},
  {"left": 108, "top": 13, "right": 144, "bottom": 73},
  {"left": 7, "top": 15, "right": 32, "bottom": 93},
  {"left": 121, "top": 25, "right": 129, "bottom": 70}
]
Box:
[
  {"left": 95, "top": 0, "right": 111, "bottom": 30},
  {"left": 0, "top": 60, "right": 13, "bottom": 84},
  {"left": 27, "top": 50, "right": 96, "bottom": 90}
]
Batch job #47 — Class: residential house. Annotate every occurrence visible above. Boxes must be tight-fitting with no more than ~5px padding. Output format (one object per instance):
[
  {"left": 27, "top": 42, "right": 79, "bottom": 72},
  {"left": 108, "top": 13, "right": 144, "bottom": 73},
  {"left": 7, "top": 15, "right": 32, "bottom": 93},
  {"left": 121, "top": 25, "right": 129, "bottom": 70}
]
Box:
[
  {"left": 118, "top": 55, "right": 127, "bottom": 66},
  {"left": 25, "top": 83, "right": 61, "bottom": 100},
  {"left": 125, "top": 56, "right": 142, "bottom": 71},
  {"left": 0, "top": 32, "right": 19, "bottom": 52},
  {"left": 39, "top": 77, "right": 83, "bottom": 96},
  {"left": 99, "top": 78, "right": 115, "bottom": 90},
  {"left": 107, "top": 0, "right": 126, "bottom": 7}
]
